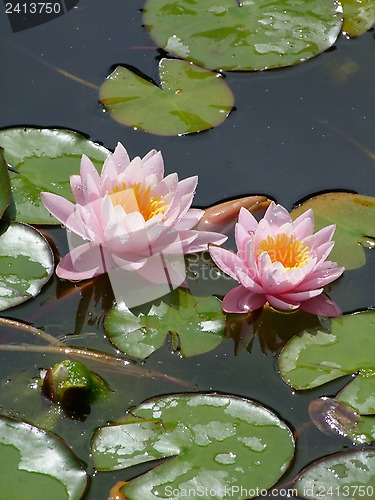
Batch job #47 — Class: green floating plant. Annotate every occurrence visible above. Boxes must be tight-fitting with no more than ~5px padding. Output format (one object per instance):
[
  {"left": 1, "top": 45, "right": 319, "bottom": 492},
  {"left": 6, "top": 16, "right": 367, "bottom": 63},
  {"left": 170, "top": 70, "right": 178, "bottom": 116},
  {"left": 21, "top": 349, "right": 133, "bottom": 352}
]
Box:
[
  {"left": 0, "top": 415, "right": 87, "bottom": 500},
  {"left": 0, "top": 222, "right": 54, "bottom": 311},
  {"left": 341, "top": 0, "right": 375, "bottom": 37},
  {"left": 104, "top": 289, "right": 226, "bottom": 359},
  {"left": 279, "top": 311, "right": 375, "bottom": 443},
  {"left": 92, "top": 393, "right": 295, "bottom": 499},
  {"left": 143, "top": 0, "right": 343, "bottom": 71},
  {"left": 40, "top": 360, "right": 111, "bottom": 420},
  {"left": 293, "top": 449, "right": 375, "bottom": 499},
  {"left": 100, "top": 58, "right": 234, "bottom": 135},
  {"left": 279, "top": 311, "right": 375, "bottom": 390},
  {"left": 291, "top": 192, "right": 375, "bottom": 270},
  {"left": 0, "top": 127, "right": 110, "bottom": 224}
]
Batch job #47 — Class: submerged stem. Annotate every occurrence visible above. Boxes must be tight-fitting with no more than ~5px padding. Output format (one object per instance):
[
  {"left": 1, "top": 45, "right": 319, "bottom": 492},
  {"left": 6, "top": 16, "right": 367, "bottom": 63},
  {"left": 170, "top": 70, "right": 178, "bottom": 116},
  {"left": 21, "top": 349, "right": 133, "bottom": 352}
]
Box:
[
  {"left": 0, "top": 344, "right": 192, "bottom": 387},
  {"left": 0, "top": 317, "right": 63, "bottom": 346}
]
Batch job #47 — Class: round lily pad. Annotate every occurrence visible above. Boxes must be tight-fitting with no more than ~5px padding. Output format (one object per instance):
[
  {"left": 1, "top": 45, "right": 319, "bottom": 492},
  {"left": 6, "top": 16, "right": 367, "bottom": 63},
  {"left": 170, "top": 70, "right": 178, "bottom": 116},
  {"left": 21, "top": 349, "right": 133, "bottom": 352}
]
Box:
[
  {"left": 143, "top": 0, "right": 343, "bottom": 71},
  {"left": 0, "top": 222, "right": 54, "bottom": 310},
  {"left": 99, "top": 58, "right": 234, "bottom": 135},
  {"left": 92, "top": 393, "right": 295, "bottom": 499},
  {"left": 0, "top": 415, "right": 87, "bottom": 500},
  {"left": 0, "top": 127, "right": 110, "bottom": 224}
]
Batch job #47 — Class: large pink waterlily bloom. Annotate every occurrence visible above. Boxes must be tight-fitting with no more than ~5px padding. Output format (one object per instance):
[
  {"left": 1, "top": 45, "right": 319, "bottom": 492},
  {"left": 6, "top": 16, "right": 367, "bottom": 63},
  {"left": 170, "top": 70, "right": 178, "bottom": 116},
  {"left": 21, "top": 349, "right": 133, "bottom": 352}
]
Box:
[
  {"left": 41, "top": 143, "right": 227, "bottom": 280},
  {"left": 209, "top": 202, "right": 344, "bottom": 317}
]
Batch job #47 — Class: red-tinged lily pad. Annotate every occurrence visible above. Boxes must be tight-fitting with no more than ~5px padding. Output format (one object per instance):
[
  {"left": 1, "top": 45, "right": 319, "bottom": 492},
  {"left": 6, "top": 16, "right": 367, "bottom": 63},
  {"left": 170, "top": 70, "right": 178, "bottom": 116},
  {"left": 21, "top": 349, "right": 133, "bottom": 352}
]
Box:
[
  {"left": 291, "top": 192, "right": 375, "bottom": 270},
  {"left": 293, "top": 449, "right": 375, "bottom": 499},
  {"left": 0, "top": 149, "right": 11, "bottom": 219},
  {"left": 143, "top": 0, "right": 343, "bottom": 71},
  {"left": 0, "top": 222, "right": 54, "bottom": 311},
  {"left": 0, "top": 415, "right": 87, "bottom": 500},
  {"left": 0, "top": 127, "right": 110, "bottom": 224},
  {"left": 341, "top": 0, "right": 375, "bottom": 37},
  {"left": 99, "top": 58, "right": 234, "bottom": 136},
  {"left": 104, "top": 289, "right": 226, "bottom": 359},
  {"left": 91, "top": 393, "right": 295, "bottom": 499}
]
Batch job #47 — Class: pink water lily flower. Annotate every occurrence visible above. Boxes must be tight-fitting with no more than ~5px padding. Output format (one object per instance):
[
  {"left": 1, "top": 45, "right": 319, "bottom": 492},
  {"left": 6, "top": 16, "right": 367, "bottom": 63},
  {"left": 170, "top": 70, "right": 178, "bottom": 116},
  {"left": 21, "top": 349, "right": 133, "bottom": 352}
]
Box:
[
  {"left": 209, "top": 202, "right": 344, "bottom": 317},
  {"left": 41, "top": 143, "right": 226, "bottom": 281}
]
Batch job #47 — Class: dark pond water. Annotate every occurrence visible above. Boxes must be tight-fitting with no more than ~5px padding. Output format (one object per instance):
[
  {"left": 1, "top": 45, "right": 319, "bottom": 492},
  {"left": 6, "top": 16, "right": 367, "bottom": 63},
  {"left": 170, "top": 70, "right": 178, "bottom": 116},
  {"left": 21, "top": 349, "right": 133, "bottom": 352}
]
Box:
[{"left": 0, "top": 1, "right": 374, "bottom": 499}]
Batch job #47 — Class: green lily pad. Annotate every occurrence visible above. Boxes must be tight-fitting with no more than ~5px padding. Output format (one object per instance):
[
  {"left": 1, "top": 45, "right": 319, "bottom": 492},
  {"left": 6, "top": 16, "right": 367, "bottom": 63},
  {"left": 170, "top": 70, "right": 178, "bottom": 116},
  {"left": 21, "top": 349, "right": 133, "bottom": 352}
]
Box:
[
  {"left": 0, "top": 127, "right": 110, "bottom": 224},
  {"left": 99, "top": 58, "right": 234, "bottom": 135},
  {"left": 0, "top": 149, "right": 11, "bottom": 219},
  {"left": 143, "top": 0, "right": 343, "bottom": 71},
  {"left": 338, "top": 370, "right": 375, "bottom": 415},
  {"left": 0, "top": 222, "right": 54, "bottom": 310},
  {"left": 91, "top": 393, "right": 295, "bottom": 499},
  {"left": 342, "top": 0, "right": 375, "bottom": 37},
  {"left": 294, "top": 449, "right": 375, "bottom": 499},
  {"left": 104, "top": 289, "right": 225, "bottom": 359},
  {"left": 291, "top": 192, "right": 375, "bottom": 270},
  {"left": 278, "top": 311, "right": 375, "bottom": 390},
  {"left": 0, "top": 415, "right": 87, "bottom": 500}
]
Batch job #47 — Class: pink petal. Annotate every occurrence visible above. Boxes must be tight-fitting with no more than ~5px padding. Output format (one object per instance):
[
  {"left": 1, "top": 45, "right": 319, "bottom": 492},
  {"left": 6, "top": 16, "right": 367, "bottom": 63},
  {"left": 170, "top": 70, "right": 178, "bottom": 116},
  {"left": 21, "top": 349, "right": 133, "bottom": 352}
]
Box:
[
  {"left": 156, "top": 173, "right": 179, "bottom": 198},
  {"left": 174, "top": 176, "right": 198, "bottom": 199},
  {"left": 70, "top": 175, "right": 85, "bottom": 204},
  {"left": 112, "top": 142, "right": 130, "bottom": 172},
  {"left": 309, "top": 225, "right": 336, "bottom": 248},
  {"left": 209, "top": 245, "right": 243, "bottom": 282},
  {"left": 265, "top": 294, "right": 300, "bottom": 311},
  {"left": 101, "top": 156, "right": 121, "bottom": 193},
  {"left": 185, "top": 230, "right": 227, "bottom": 253},
  {"left": 41, "top": 192, "right": 75, "bottom": 226},
  {"left": 293, "top": 262, "right": 344, "bottom": 291},
  {"left": 142, "top": 150, "right": 164, "bottom": 181},
  {"left": 293, "top": 208, "right": 314, "bottom": 238},
  {"left": 175, "top": 209, "right": 204, "bottom": 230},
  {"left": 238, "top": 207, "right": 258, "bottom": 233},
  {"left": 235, "top": 222, "right": 252, "bottom": 257},
  {"left": 236, "top": 268, "right": 264, "bottom": 294},
  {"left": 281, "top": 288, "right": 323, "bottom": 302},
  {"left": 56, "top": 243, "right": 109, "bottom": 280},
  {"left": 264, "top": 202, "right": 291, "bottom": 228},
  {"left": 223, "top": 285, "right": 266, "bottom": 313},
  {"left": 80, "top": 154, "right": 101, "bottom": 190},
  {"left": 299, "top": 294, "right": 342, "bottom": 317}
]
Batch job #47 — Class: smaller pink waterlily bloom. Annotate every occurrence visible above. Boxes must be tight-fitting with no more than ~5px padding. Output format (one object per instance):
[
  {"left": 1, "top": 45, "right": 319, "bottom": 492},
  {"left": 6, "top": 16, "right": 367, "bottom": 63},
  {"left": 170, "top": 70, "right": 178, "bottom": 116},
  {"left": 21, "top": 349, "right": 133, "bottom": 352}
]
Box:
[
  {"left": 41, "top": 143, "right": 227, "bottom": 281},
  {"left": 209, "top": 202, "right": 344, "bottom": 317}
]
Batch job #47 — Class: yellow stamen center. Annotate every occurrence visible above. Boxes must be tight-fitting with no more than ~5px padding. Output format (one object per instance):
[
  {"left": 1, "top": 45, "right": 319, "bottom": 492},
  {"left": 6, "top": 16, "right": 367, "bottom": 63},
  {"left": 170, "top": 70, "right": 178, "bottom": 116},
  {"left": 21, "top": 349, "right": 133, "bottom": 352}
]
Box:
[
  {"left": 257, "top": 234, "right": 310, "bottom": 270},
  {"left": 109, "top": 182, "right": 168, "bottom": 221}
]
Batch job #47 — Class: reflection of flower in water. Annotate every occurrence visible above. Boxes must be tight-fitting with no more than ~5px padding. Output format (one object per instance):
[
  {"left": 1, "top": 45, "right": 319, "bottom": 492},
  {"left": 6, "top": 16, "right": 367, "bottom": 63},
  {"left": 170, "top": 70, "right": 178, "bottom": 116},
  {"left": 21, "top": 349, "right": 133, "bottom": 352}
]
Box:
[
  {"left": 41, "top": 143, "right": 226, "bottom": 281},
  {"left": 209, "top": 202, "right": 344, "bottom": 317}
]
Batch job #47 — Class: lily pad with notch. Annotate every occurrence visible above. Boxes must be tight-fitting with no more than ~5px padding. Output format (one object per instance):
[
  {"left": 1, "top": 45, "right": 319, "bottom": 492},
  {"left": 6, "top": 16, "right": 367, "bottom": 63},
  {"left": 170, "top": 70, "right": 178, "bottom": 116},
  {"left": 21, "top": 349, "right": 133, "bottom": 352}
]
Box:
[
  {"left": 99, "top": 58, "right": 234, "bottom": 136},
  {"left": 0, "top": 127, "right": 110, "bottom": 224},
  {"left": 143, "top": 0, "right": 343, "bottom": 71},
  {"left": 0, "top": 415, "right": 87, "bottom": 500},
  {"left": 91, "top": 393, "right": 295, "bottom": 499},
  {"left": 104, "top": 289, "right": 226, "bottom": 359},
  {"left": 0, "top": 221, "right": 54, "bottom": 311},
  {"left": 278, "top": 310, "right": 375, "bottom": 391}
]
